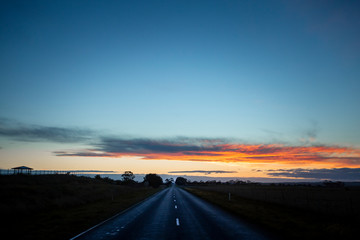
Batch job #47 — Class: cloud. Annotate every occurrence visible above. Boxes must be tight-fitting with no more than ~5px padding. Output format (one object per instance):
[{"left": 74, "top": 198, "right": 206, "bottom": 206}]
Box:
[
  {"left": 168, "top": 170, "right": 238, "bottom": 175},
  {"left": 4, "top": 118, "right": 359, "bottom": 167},
  {"left": 60, "top": 170, "right": 116, "bottom": 173},
  {"left": 55, "top": 136, "right": 360, "bottom": 167},
  {"left": 54, "top": 151, "right": 113, "bottom": 157},
  {"left": 300, "top": 120, "right": 319, "bottom": 144},
  {"left": 0, "top": 119, "right": 93, "bottom": 143},
  {"left": 264, "top": 168, "right": 360, "bottom": 181},
  {"left": 98, "top": 137, "right": 211, "bottom": 154},
  {"left": 3, "top": 118, "right": 359, "bottom": 168}
]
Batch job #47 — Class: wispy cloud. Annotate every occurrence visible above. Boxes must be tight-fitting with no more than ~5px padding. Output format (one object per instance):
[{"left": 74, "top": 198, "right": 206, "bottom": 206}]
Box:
[
  {"left": 0, "top": 118, "right": 93, "bottom": 143},
  {"left": 300, "top": 120, "right": 319, "bottom": 144},
  {"left": 168, "top": 170, "right": 237, "bottom": 175},
  {"left": 54, "top": 151, "right": 113, "bottom": 157},
  {"left": 56, "top": 137, "right": 360, "bottom": 167},
  {"left": 262, "top": 168, "right": 360, "bottom": 181}
]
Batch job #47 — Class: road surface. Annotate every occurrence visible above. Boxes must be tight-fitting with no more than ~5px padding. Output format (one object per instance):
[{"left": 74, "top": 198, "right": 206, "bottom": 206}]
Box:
[{"left": 71, "top": 185, "right": 273, "bottom": 240}]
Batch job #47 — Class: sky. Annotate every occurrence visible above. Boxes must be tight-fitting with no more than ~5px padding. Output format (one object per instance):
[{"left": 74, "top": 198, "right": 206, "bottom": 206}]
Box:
[{"left": 1, "top": 0, "right": 360, "bottom": 182}]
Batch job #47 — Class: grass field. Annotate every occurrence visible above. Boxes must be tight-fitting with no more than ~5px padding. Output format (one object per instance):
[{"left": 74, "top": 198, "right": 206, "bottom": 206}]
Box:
[
  {"left": 0, "top": 174, "right": 162, "bottom": 240},
  {"left": 190, "top": 184, "right": 360, "bottom": 216},
  {"left": 185, "top": 186, "right": 360, "bottom": 240}
]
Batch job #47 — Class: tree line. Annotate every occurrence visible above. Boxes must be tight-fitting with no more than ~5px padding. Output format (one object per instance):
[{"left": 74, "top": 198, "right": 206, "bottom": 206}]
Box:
[
  {"left": 94, "top": 171, "right": 174, "bottom": 188},
  {"left": 174, "top": 177, "right": 346, "bottom": 188},
  {"left": 95, "top": 173, "right": 346, "bottom": 188},
  {"left": 174, "top": 177, "right": 258, "bottom": 186},
  {"left": 94, "top": 173, "right": 260, "bottom": 188}
]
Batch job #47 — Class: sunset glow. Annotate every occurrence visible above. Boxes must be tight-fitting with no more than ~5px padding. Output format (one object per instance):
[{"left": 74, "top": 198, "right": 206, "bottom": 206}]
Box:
[
  {"left": 1, "top": 1, "right": 360, "bottom": 182},
  {"left": 55, "top": 141, "right": 360, "bottom": 167}
]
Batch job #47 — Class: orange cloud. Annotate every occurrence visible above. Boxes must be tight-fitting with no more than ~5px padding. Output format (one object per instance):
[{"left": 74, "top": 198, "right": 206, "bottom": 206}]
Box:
[{"left": 55, "top": 138, "right": 360, "bottom": 167}]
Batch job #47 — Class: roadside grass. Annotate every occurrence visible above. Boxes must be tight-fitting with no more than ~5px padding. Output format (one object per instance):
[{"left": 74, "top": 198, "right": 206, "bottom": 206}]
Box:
[
  {"left": 184, "top": 187, "right": 358, "bottom": 240},
  {"left": 0, "top": 175, "right": 162, "bottom": 240},
  {"left": 188, "top": 184, "right": 360, "bottom": 216}
]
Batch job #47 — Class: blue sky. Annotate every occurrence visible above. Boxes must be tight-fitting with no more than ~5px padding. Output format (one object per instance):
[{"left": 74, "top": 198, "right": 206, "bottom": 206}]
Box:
[{"left": 1, "top": 0, "right": 360, "bottom": 181}]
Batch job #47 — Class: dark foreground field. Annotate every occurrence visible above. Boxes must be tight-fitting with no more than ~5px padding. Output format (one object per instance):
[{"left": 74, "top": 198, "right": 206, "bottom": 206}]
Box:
[
  {"left": 0, "top": 174, "right": 161, "bottom": 240},
  {"left": 2, "top": 175, "right": 359, "bottom": 240},
  {"left": 185, "top": 184, "right": 360, "bottom": 240}
]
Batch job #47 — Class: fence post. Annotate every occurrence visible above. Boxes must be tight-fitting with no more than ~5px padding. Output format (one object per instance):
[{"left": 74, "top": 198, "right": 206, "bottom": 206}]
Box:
[{"left": 228, "top": 192, "right": 231, "bottom": 201}]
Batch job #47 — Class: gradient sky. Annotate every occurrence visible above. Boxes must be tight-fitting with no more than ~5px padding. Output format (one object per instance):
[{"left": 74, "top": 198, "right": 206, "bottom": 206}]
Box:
[{"left": 1, "top": 0, "right": 360, "bottom": 181}]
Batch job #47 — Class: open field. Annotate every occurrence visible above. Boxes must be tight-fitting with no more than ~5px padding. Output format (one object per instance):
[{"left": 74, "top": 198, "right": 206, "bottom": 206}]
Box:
[
  {"left": 0, "top": 174, "right": 161, "bottom": 240},
  {"left": 189, "top": 183, "right": 360, "bottom": 216},
  {"left": 185, "top": 185, "right": 360, "bottom": 239}
]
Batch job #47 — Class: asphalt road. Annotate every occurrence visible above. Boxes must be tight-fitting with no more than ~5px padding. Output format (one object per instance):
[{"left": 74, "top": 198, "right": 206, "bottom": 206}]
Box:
[{"left": 71, "top": 185, "right": 273, "bottom": 240}]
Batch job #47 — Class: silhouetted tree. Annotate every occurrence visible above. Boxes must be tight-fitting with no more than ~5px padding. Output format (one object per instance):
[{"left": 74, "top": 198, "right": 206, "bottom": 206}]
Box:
[
  {"left": 102, "top": 177, "right": 114, "bottom": 184},
  {"left": 121, "top": 171, "right": 135, "bottom": 184},
  {"left": 165, "top": 178, "right": 174, "bottom": 187},
  {"left": 323, "top": 180, "right": 344, "bottom": 187},
  {"left": 175, "top": 177, "right": 187, "bottom": 185},
  {"left": 94, "top": 174, "right": 114, "bottom": 184},
  {"left": 144, "top": 174, "right": 163, "bottom": 188}
]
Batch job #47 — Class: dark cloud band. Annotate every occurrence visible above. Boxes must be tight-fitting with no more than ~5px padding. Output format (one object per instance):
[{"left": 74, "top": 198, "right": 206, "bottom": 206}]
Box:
[
  {"left": 0, "top": 119, "right": 93, "bottom": 143},
  {"left": 264, "top": 168, "right": 360, "bottom": 181},
  {"left": 168, "top": 170, "right": 238, "bottom": 175}
]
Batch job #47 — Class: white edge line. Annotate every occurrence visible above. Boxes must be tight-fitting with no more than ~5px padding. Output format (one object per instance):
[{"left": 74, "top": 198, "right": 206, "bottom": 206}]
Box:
[{"left": 69, "top": 188, "right": 168, "bottom": 240}]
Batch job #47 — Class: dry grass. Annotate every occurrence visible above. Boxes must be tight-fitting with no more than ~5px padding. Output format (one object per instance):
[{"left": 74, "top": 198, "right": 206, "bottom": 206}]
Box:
[
  {"left": 185, "top": 186, "right": 359, "bottom": 240},
  {"left": 0, "top": 174, "right": 161, "bottom": 239},
  {"left": 190, "top": 184, "right": 360, "bottom": 216}
]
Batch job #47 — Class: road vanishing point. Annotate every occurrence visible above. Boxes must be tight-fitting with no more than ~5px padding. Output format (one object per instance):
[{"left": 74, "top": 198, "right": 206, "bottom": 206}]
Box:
[{"left": 70, "top": 185, "right": 273, "bottom": 240}]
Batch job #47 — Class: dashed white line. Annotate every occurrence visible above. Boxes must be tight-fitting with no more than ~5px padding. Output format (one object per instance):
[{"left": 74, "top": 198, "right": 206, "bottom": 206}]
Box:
[
  {"left": 176, "top": 218, "right": 180, "bottom": 226},
  {"left": 175, "top": 205, "right": 177, "bottom": 209}
]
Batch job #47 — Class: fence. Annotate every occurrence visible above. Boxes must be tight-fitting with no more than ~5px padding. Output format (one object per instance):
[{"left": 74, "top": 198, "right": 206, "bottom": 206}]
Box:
[{"left": 0, "top": 169, "right": 102, "bottom": 176}]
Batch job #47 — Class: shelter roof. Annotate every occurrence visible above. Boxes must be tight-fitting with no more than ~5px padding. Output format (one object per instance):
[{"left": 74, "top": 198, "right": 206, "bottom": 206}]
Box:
[{"left": 11, "top": 166, "right": 33, "bottom": 170}]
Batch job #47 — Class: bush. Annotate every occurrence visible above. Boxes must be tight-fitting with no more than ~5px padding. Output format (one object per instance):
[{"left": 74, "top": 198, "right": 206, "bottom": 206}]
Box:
[
  {"left": 143, "top": 174, "right": 163, "bottom": 188},
  {"left": 175, "top": 177, "right": 187, "bottom": 185}
]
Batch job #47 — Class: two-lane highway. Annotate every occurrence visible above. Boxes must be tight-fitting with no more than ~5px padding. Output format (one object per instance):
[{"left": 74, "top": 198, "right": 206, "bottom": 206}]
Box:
[{"left": 71, "top": 185, "right": 272, "bottom": 240}]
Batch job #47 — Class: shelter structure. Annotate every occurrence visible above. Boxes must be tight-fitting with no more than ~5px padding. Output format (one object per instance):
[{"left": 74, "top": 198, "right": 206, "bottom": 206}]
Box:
[{"left": 11, "top": 166, "right": 33, "bottom": 175}]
